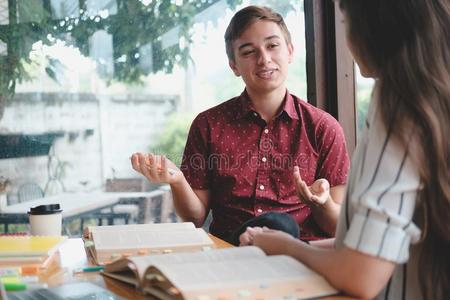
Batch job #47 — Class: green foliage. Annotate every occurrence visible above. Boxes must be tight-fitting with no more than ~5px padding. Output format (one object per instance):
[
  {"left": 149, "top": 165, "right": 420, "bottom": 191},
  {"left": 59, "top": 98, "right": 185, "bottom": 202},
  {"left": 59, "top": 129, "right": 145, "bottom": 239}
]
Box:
[
  {"left": 356, "top": 86, "right": 372, "bottom": 133},
  {"left": 150, "top": 112, "right": 195, "bottom": 166},
  {"left": 0, "top": 0, "right": 243, "bottom": 98}
]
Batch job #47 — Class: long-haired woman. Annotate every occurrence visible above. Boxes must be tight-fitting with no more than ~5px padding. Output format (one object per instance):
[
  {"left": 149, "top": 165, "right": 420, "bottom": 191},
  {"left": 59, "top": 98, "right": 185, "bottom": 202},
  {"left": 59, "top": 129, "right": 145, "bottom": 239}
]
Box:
[{"left": 245, "top": 1, "right": 450, "bottom": 298}]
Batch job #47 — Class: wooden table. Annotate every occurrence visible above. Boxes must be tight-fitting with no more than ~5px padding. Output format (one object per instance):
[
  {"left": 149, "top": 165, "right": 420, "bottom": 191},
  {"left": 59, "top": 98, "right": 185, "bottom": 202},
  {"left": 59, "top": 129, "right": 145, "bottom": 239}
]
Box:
[{"left": 21, "top": 236, "right": 355, "bottom": 300}]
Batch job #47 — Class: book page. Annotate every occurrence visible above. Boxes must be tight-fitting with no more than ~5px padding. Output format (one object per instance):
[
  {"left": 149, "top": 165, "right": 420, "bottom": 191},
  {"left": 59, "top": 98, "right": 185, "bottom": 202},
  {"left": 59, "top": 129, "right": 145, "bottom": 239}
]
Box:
[
  {"left": 153, "top": 255, "right": 337, "bottom": 299},
  {"left": 105, "top": 246, "right": 265, "bottom": 286},
  {"left": 89, "top": 222, "right": 195, "bottom": 235},
  {"left": 156, "top": 255, "right": 309, "bottom": 288},
  {"left": 93, "top": 228, "right": 212, "bottom": 251}
]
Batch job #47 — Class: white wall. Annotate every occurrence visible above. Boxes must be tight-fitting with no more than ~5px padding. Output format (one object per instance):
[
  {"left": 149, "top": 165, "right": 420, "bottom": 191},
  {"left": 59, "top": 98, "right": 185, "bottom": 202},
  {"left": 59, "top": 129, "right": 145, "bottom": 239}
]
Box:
[{"left": 0, "top": 92, "right": 178, "bottom": 199}]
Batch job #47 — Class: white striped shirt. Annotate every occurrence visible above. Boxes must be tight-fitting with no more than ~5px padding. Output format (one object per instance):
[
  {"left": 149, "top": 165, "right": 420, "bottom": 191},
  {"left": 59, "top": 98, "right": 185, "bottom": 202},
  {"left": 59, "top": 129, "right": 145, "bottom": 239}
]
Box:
[{"left": 335, "top": 94, "right": 423, "bottom": 299}]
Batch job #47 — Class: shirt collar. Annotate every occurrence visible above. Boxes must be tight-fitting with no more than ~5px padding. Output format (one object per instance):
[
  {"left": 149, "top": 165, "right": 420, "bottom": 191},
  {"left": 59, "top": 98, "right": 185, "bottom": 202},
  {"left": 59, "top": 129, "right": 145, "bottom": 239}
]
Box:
[
  {"left": 282, "top": 91, "right": 299, "bottom": 120},
  {"left": 235, "top": 89, "right": 299, "bottom": 120}
]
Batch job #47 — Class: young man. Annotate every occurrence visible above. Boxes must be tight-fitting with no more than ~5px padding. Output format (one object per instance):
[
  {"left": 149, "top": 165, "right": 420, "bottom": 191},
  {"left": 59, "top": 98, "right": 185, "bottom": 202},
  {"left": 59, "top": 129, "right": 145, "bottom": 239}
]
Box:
[{"left": 131, "top": 5, "right": 350, "bottom": 244}]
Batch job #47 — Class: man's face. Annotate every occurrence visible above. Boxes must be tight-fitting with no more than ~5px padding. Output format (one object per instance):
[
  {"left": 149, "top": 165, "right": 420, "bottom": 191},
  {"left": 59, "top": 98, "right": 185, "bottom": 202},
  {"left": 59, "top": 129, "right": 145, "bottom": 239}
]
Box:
[{"left": 229, "top": 20, "right": 293, "bottom": 96}]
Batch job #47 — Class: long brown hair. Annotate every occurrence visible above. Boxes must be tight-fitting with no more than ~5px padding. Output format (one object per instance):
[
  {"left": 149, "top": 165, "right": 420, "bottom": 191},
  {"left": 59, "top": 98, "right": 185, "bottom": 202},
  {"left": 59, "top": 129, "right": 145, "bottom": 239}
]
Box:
[{"left": 339, "top": 0, "right": 450, "bottom": 298}]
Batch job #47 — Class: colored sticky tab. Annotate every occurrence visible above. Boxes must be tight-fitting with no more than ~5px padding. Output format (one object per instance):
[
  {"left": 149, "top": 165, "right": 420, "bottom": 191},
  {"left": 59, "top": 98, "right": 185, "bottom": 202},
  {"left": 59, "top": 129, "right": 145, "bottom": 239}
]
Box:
[
  {"left": 168, "top": 287, "right": 180, "bottom": 295},
  {"left": 238, "top": 289, "right": 252, "bottom": 297},
  {"left": 84, "top": 240, "right": 94, "bottom": 247},
  {"left": 145, "top": 274, "right": 165, "bottom": 282},
  {"left": 20, "top": 265, "right": 40, "bottom": 276},
  {"left": 138, "top": 249, "right": 148, "bottom": 255},
  {"left": 110, "top": 254, "right": 121, "bottom": 260}
]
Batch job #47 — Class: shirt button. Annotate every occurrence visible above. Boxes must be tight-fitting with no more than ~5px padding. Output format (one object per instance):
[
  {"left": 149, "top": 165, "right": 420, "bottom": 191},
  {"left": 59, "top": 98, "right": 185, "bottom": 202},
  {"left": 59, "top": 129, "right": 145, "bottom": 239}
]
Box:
[
  {"left": 259, "top": 185, "right": 265, "bottom": 190},
  {"left": 257, "top": 208, "right": 263, "bottom": 213},
  {"left": 261, "top": 157, "right": 267, "bottom": 162},
  {"left": 264, "top": 128, "right": 269, "bottom": 134}
]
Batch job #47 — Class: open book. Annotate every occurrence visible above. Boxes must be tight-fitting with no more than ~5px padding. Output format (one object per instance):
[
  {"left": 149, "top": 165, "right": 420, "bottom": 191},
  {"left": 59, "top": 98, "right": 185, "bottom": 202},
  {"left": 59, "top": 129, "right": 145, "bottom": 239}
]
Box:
[
  {"left": 85, "top": 222, "right": 214, "bottom": 265},
  {"left": 102, "top": 246, "right": 338, "bottom": 300}
]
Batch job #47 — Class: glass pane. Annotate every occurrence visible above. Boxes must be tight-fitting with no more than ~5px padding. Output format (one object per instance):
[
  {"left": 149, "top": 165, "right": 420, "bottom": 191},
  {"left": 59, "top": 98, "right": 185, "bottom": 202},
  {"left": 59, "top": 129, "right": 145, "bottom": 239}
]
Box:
[
  {"left": 0, "top": 0, "right": 306, "bottom": 236},
  {"left": 355, "top": 64, "right": 375, "bottom": 137}
]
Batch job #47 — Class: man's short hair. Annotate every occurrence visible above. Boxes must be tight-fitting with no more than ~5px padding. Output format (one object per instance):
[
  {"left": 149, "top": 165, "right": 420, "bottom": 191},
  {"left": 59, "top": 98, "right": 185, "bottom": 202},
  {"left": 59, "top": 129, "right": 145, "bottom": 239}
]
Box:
[{"left": 224, "top": 5, "right": 292, "bottom": 61}]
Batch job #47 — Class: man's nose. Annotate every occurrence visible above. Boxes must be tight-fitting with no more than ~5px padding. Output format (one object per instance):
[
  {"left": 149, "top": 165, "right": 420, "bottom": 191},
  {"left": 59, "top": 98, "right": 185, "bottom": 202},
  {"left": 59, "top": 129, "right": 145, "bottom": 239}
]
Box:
[{"left": 257, "top": 49, "right": 271, "bottom": 65}]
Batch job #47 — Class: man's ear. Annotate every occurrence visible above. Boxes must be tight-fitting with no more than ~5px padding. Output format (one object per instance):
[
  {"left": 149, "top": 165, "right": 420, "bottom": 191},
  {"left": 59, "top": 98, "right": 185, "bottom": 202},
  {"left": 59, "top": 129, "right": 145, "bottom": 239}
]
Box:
[
  {"left": 287, "top": 43, "right": 294, "bottom": 64},
  {"left": 229, "top": 60, "right": 241, "bottom": 77}
]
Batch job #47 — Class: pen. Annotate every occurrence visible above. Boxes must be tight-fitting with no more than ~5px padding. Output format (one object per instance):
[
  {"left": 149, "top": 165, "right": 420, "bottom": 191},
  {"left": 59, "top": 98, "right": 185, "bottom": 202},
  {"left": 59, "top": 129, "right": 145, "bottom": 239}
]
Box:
[{"left": 74, "top": 266, "right": 104, "bottom": 273}]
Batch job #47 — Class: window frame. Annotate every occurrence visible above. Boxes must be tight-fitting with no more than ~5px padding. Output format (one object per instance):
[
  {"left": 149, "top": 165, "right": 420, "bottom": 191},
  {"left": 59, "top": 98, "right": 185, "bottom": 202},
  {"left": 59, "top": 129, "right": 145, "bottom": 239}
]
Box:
[{"left": 304, "top": 0, "right": 356, "bottom": 154}]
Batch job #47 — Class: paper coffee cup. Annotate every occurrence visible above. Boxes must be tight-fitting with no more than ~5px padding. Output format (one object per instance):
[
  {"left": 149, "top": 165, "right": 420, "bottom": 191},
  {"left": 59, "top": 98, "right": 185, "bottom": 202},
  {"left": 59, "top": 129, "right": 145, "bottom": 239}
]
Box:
[{"left": 28, "top": 204, "right": 63, "bottom": 236}]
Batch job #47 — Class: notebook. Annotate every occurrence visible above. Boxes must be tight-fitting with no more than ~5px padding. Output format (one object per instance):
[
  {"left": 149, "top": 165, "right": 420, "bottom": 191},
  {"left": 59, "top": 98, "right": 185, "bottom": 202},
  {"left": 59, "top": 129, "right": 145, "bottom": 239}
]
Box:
[
  {"left": 0, "top": 236, "right": 67, "bottom": 257},
  {"left": 85, "top": 222, "right": 214, "bottom": 265},
  {"left": 102, "top": 246, "right": 338, "bottom": 300}
]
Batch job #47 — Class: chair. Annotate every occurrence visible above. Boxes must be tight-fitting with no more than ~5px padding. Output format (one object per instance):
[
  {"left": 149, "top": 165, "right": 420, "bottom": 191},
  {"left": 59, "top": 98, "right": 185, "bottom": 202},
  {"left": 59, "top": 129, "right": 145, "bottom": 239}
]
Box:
[
  {"left": 0, "top": 183, "right": 44, "bottom": 233},
  {"left": 102, "top": 178, "right": 142, "bottom": 223},
  {"left": 17, "top": 182, "right": 44, "bottom": 203}
]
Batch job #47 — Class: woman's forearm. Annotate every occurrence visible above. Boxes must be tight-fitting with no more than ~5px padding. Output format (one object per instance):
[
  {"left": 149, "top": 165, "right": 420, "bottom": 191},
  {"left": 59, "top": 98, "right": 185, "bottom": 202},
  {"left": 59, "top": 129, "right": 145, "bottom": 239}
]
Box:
[{"left": 285, "top": 239, "right": 395, "bottom": 299}]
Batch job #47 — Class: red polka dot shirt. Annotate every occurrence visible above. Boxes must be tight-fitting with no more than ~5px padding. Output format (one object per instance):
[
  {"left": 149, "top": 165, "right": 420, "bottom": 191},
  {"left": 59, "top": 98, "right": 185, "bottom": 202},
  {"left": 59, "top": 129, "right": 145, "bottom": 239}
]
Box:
[{"left": 181, "top": 90, "right": 350, "bottom": 242}]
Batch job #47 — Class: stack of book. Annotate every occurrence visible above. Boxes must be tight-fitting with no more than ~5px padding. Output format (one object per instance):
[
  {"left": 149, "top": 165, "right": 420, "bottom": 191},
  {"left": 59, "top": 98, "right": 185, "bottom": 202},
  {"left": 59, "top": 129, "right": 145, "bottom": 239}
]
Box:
[
  {"left": 0, "top": 235, "right": 67, "bottom": 274},
  {"left": 84, "top": 222, "right": 214, "bottom": 265}
]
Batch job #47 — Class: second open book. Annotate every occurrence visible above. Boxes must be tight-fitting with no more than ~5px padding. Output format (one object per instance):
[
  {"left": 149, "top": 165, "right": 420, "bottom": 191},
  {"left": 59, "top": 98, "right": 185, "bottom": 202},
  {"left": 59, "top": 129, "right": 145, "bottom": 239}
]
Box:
[
  {"left": 85, "top": 222, "right": 214, "bottom": 265},
  {"left": 102, "top": 246, "right": 338, "bottom": 300}
]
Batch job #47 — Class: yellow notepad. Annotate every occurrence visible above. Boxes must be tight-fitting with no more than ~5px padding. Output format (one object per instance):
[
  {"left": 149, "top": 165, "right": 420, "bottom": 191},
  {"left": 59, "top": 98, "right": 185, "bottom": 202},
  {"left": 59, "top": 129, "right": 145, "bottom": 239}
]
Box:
[{"left": 0, "top": 236, "right": 67, "bottom": 257}]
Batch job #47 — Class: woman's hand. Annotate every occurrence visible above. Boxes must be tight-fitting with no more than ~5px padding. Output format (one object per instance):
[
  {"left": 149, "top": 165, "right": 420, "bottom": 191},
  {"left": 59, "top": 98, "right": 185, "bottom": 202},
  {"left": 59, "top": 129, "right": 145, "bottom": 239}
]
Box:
[
  {"left": 252, "top": 229, "right": 296, "bottom": 255},
  {"left": 239, "top": 226, "right": 268, "bottom": 246},
  {"left": 293, "top": 166, "right": 330, "bottom": 206},
  {"left": 130, "top": 153, "right": 183, "bottom": 185}
]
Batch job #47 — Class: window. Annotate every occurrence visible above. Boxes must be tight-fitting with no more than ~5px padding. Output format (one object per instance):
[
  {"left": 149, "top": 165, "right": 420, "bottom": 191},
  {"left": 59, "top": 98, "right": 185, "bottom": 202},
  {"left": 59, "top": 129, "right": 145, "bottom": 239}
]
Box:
[
  {"left": 355, "top": 64, "right": 375, "bottom": 136},
  {"left": 0, "top": 0, "right": 306, "bottom": 235}
]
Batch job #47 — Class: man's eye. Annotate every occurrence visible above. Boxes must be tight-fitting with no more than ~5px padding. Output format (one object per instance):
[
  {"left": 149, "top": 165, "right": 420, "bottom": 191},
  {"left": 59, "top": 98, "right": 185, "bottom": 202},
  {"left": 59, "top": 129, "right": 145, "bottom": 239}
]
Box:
[
  {"left": 242, "top": 50, "right": 255, "bottom": 56},
  {"left": 269, "top": 43, "right": 279, "bottom": 49}
]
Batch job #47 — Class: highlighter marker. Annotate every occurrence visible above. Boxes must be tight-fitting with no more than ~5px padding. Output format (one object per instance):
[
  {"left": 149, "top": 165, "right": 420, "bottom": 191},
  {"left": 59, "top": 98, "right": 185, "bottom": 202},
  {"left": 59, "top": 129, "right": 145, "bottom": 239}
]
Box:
[{"left": 3, "top": 282, "right": 27, "bottom": 291}]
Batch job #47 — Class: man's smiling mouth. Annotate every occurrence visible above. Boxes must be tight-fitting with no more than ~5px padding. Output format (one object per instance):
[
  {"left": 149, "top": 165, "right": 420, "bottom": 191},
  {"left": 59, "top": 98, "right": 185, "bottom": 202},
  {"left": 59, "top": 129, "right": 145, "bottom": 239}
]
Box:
[{"left": 256, "top": 69, "right": 277, "bottom": 79}]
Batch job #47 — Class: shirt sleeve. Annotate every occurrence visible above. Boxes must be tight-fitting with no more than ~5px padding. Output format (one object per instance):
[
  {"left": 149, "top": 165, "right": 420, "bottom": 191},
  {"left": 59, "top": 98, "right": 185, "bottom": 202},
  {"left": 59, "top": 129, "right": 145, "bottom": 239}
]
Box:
[
  {"left": 315, "top": 113, "right": 350, "bottom": 187},
  {"left": 343, "top": 104, "right": 421, "bottom": 263},
  {"left": 180, "top": 113, "right": 211, "bottom": 190}
]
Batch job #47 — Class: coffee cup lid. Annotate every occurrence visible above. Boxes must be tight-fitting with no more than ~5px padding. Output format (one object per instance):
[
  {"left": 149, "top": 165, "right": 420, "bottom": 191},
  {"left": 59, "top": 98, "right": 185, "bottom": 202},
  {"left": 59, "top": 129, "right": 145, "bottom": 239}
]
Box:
[{"left": 28, "top": 204, "right": 62, "bottom": 215}]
